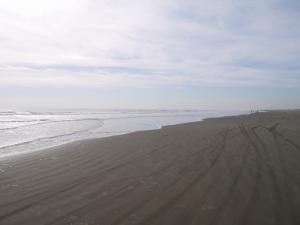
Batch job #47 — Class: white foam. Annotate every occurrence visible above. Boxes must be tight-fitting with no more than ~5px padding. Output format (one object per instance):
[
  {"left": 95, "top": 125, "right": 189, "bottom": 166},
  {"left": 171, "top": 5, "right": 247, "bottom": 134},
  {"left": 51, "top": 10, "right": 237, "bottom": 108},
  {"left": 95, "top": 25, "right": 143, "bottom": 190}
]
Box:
[{"left": 0, "top": 109, "right": 248, "bottom": 159}]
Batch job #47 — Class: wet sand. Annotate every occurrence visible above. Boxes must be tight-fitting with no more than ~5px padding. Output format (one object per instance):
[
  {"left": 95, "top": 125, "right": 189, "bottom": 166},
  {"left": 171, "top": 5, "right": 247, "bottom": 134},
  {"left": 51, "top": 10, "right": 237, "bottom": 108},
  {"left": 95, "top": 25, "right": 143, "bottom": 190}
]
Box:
[{"left": 0, "top": 110, "right": 300, "bottom": 225}]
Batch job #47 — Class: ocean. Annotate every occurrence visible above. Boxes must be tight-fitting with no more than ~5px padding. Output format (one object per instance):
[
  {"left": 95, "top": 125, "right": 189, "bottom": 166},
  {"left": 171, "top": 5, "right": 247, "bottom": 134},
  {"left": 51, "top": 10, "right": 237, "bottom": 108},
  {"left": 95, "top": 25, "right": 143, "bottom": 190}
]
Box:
[{"left": 0, "top": 109, "right": 247, "bottom": 158}]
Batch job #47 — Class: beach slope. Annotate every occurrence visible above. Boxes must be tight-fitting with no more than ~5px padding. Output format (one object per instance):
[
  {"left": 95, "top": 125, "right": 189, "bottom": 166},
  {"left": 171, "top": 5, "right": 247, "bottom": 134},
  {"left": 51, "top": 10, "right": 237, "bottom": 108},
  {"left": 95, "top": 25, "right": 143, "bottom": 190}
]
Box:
[{"left": 0, "top": 110, "right": 300, "bottom": 225}]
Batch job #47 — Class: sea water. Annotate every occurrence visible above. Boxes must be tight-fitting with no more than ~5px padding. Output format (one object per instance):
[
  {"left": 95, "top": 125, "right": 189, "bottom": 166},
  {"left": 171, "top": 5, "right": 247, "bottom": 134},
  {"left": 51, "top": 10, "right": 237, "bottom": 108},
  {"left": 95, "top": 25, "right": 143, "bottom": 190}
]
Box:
[{"left": 0, "top": 109, "right": 246, "bottom": 158}]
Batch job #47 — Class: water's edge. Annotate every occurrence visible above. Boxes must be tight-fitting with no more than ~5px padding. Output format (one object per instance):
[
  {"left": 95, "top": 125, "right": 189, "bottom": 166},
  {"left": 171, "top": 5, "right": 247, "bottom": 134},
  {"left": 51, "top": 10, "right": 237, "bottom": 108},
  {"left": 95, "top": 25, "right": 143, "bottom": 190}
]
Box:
[{"left": 0, "top": 110, "right": 249, "bottom": 159}]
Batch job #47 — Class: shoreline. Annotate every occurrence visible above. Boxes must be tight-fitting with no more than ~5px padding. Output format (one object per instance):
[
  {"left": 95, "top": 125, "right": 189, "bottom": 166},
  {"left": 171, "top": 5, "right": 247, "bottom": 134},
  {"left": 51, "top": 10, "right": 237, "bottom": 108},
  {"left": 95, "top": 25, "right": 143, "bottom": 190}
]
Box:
[
  {"left": 0, "top": 110, "right": 250, "bottom": 161},
  {"left": 0, "top": 110, "right": 299, "bottom": 225}
]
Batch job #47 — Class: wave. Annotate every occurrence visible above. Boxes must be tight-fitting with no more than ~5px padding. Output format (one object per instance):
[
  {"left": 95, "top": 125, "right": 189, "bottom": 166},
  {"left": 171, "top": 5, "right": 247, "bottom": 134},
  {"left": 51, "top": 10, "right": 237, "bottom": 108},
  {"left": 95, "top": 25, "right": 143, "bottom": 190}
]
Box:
[
  {"left": 0, "top": 119, "right": 49, "bottom": 123},
  {"left": 0, "top": 113, "right": 199, "bottom": 131},
  {"left": 0, "top": 122, "right": 104, "bottom": 151},
  {"left": 0, "top": 109, "right": 249, "bottom": 158},
  {"left": 0, "top": 118, "right": 103, "bottom": 131}
]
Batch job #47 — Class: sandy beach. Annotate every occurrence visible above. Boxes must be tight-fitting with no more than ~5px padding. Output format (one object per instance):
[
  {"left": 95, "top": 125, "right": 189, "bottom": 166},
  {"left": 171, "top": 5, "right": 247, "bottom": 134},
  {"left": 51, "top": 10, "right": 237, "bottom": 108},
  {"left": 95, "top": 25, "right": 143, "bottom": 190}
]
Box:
[{"left": 0, "top": 110, "right": 299, "bottom": 225}]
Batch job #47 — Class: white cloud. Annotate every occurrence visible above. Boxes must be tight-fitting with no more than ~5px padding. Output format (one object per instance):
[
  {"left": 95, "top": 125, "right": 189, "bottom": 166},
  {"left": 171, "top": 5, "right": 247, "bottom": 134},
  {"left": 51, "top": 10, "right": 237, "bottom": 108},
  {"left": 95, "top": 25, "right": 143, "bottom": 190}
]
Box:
[{"left": 0, "top": 0, "right": 299, "bottom": 88}]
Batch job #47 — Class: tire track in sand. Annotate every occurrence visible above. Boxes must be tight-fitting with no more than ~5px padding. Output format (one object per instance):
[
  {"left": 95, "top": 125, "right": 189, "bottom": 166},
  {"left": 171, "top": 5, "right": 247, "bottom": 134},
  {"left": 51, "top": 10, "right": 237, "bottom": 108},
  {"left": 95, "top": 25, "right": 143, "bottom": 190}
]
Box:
[
  {"left": 251, "top": 127, "right": 284, "bottom": 225},
  {"left": 262, "top": 125, "right": 299, "bottom": 224},
  {"left": 236, "top": 125, "right": 263, "bottom": 225},
  {"left": 126, "top": 128, "right": 229, "bottom": 225},
  {"left": 208, "top": 126, "right": 251, "bottom": 225},
  {"left": 47, "top": 130, "right": 227, "bottom": 225}
]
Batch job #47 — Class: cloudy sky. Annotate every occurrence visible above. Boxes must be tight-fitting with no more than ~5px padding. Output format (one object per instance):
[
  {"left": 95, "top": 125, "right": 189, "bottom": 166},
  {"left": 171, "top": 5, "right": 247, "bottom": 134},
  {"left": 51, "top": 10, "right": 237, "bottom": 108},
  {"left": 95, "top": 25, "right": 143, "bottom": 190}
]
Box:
[{"left": 0, "top": 0, "right": 299, "bottom": 109}]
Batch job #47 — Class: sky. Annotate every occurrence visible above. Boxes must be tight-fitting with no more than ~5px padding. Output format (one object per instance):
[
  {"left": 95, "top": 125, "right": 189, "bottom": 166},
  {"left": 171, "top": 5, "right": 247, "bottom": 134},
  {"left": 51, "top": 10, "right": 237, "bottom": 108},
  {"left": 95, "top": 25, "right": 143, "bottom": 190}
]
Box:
[{"left": 0, "top": 0, "right": 299, "bottom": 110}]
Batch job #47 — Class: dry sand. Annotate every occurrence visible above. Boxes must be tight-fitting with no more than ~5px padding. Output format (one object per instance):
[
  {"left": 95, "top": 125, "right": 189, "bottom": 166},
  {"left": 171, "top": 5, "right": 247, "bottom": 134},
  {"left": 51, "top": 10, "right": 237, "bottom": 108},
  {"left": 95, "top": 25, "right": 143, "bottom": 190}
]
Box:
[{"left": 0, "top": 110, "right": 300, "bottom": 225}]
